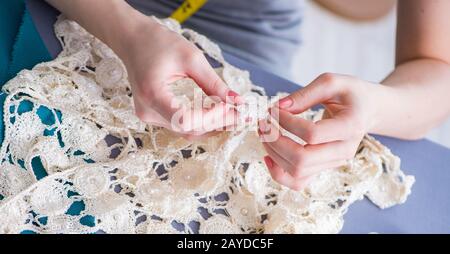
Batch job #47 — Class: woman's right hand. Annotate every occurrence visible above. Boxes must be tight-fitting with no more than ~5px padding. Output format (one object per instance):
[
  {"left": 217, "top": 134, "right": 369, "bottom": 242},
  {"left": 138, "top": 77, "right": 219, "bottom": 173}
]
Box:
[
  {"left": 46, "top": 0, "right": 240, "bottom": 139},
  {"left": 111, "top": 14, "right": 241, "bottom": 139}
]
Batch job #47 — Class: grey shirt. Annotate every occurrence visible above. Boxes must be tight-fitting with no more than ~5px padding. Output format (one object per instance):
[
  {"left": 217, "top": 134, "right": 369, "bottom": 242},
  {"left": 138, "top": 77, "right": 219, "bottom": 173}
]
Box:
[{"left": 127, "top": 0, "right": 303, "bottom": 78}]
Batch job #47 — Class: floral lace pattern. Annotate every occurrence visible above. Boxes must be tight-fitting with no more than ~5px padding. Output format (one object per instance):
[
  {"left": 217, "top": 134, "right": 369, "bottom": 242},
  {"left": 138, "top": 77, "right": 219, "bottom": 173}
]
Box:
[{"left": 0, "top": 16, "right": 414, "bottom": 234}]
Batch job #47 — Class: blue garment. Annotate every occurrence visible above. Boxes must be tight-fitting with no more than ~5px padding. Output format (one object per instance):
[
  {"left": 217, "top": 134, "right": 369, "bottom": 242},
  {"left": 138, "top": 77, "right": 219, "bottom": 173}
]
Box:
[{"left": 127, "top": 0, "right": 303, "bottom": 78}]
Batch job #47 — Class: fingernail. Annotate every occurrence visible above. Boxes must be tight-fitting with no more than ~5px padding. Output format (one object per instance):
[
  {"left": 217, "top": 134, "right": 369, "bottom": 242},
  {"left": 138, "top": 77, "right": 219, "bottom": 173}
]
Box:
[
  {"left": 228, "top": 90, "right": 244, "bottom": 105},
  {"left": 228, "top": 90, "right": 239, "bottom": 97},
  {"left": 264, "top": 156, "right": 273, "bottom": 168},
  {"left": 258, "top": 120, "right": 269, "bottom": 134},
  {"left": 278, "top": 97, "right": 293, "bottom": 109},
  {"left": 268, "top": 107, "right": 279, "bottom": 121}
]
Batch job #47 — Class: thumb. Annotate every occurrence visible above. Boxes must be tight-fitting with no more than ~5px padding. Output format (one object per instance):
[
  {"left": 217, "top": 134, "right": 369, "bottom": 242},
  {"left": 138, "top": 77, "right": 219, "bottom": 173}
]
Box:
[
  {"left": 187, "top": 54, "right": 243, "bottom": 105},
  {"left": 277, "top": 73, "right": 344, "bottom": 114}
]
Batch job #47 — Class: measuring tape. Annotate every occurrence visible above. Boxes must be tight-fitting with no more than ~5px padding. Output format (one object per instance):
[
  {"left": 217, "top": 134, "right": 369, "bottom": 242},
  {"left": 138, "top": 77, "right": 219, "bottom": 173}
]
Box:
[{"left": 170, "top": 0, "right": 208, "bottom": 23}]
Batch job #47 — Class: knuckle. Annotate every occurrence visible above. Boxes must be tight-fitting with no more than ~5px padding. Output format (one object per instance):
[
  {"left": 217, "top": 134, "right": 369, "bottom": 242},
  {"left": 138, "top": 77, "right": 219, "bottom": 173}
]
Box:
[
  {"left": 303, "top": 127, "right": 319, "bottom": 144},
  {"left": 341, "top": 120, "right": 356, "bottom": 138},
  {"left": 291, "top": 90, "right": 307, "bottom": 103},
  {"left": 185, "top": 49, "right": 203, "bottom": 64},
  {"left": 172, "top": 39, "right": 189, "bottom": 52},
  {"left": 135, "top": 107, "right": 151, "bottom": 122},
  {"left": 352, "top": 130, "right": 365, "bottom": 141},
  {"left": 137, "top": 83, "right": 157, "bottom": 104},
  {"left": 290, "top": 166, "right": 303, "bottom": 179},
  {"left": 210, "top": 76, "right": 222, "bottom": 91},
  {"left": 345, "top": 121, "right": 365, "bottom": 141},
  {"left": 318, "top": 72, "right": 337, "bottom": 83},
  {"left": 345, "top": 151, "right": 355, "bottom": 159},
  {"left": 292, "top": 148, "right": 305, "bottom": 166},
  {"left": 270, "top": 170, "right": 283, "bottom": 182},
  {"left": 345, "top": 147, "right": 357, "bottom": 159},
  {"left": 291, "top": 182, "right": 303, "bottom": 191},
  {"left": 318, "top": 72, "right": 341, "bottom": 88},
  {"left": 353, "top": 121, "right": 366, "bottom": 136}
]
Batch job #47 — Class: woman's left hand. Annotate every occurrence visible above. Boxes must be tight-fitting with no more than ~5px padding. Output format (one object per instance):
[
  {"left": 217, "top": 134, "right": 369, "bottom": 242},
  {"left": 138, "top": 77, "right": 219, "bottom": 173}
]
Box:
[{"left": 259, "top": 73, "right": 382, "bottom": 190}]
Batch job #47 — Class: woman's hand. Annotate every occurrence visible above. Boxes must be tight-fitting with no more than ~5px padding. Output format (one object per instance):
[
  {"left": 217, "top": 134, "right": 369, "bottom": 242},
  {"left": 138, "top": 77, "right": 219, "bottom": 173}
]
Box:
[
  {"left": 115, "top": 16, "right": 241, "bottom": 139},
  {"left": 47, "top": 0, "right": 240, "bottom": 139},
  {"left": 259, "top": 73, "right": 382, "bottom": 190},
  {"left": 259, "top": 0, "right": 450, "bottom": 190}
]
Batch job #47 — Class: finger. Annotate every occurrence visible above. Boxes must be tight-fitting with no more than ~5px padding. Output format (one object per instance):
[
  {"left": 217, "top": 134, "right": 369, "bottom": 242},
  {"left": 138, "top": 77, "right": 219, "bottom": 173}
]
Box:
[
  {"left": 134, "top": 100, "right": 167, "bottom": 125},
  {"left": 263, "top": 133, "right": 312, "bottom": 180},
  {"left": 180, "top": 131, "right": 221, "bottom": 141},
  {"left": 274, "top": 109, "right": 354, "bottom": 144},
  {"left": 186, "top": 54, "right": 243, "bottom": 105},
  {"left": 267, "top": 132, "right": 356, "bottom": 168},
  {"left": 134, "top": 101, "right": 200, "bottom": 136},
  {"left": 258, "top": 119, "right": 282, "bottom": 143},
  {"left": 263, "top": 128, "right": 303, "bottom": 168},
  {"left": 137, "top": 84, "right": 184, "bottom": 126},
  {"left": 201, "top": 103, "right": 238, "bottom": 131},
  {"left": 259, "top": 119, "right": 303, "bottom": 169},
  {"left": 265, "top": 133, "right": 351, "bottom": 178},
  {"left": 143, "top": 77, "right": 239, "bottom": 133},
  {"left": 303, "top": 139, "right": 359, "bottom": 164},
  {"left": 299, "top": 160, "right": 347, "bottom": 178},
  {"left": 276, "top": 73, "right": 346, "bottom": 114},
  {"left": 261, "top": 141, "right": 296, "bottom": 175},
  {"left": 181, "top": 103, "right": 238, "bottom": 132},
  {"left": 261, "top": 117, "right": 358, "bottom": 169},
  {"left": 263, "top": 156, "right": 312, "bottom": 191}
]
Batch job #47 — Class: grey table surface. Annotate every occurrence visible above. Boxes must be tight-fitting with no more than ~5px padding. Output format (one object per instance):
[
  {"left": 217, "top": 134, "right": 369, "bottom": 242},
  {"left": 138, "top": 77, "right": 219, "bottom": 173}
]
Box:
[{"left": 27, "top": 0, "right": 450, "bottom": 234}]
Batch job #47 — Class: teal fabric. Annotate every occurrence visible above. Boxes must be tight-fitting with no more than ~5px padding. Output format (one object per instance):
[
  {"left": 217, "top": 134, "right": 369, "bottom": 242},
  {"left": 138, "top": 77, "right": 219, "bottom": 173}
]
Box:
[
  {"left": 0, "top": 0, "right": 52, "bottom": 85},
  {"left": 0, "top": 0, "right": 52, "bottom": 143},
  {"left": 0, "top": 0, "right": 25, "bottom": 85},
  {"left": 7, "top": 7, "right": 52, "bottom": 82},
  {"left": 0, "top": 93, "right": 6, "bottom": 145}
]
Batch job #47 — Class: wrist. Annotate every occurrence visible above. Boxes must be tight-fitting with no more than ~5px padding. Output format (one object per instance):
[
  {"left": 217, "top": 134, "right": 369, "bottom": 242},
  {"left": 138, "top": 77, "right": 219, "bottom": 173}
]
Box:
[
  {"left": 100, "top": 3, "right": 154, "bottom": 60},
  {"left": 365, "top": 83, "right": 400, "bottom": 135}
]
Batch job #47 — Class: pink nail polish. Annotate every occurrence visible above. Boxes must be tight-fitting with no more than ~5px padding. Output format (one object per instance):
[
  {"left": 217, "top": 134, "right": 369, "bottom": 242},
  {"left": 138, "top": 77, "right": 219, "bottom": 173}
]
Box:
[
  {"left": 258, "top": 120, "right": 267, "bottom": 133},
  {"left": 227, "top": 90, "right": 244, "bottom": 104},
  {"left": 264, "top": 156, "right": 273, "bottom": 168},
  {"left": 228, "top": 90, "right": 239, "bottom": 97},
  {"left": 278, "top": 97, "right": 293, "bottom": 109}
]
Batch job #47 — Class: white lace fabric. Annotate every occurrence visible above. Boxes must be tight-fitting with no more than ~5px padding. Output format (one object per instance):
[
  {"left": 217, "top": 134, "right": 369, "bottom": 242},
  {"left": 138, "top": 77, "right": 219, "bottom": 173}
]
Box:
[{"left": 0, "top": 16, "right": 414, "bottom": 234}]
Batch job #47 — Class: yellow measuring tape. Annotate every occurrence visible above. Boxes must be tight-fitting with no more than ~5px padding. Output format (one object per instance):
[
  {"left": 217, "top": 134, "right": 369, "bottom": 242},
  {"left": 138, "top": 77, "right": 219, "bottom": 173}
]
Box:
[{"left": 170, "top": 0, "right": 208, "bottom": 23}]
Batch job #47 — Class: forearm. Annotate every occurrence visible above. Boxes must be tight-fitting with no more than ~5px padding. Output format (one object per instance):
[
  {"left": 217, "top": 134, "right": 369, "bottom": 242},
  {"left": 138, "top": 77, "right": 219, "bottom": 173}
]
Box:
[
  {"left": 45, "top": 0, "right": 150, "bottom": 57},
  {"left": 314, "top": 0, "right": 396, "bottom": 21},
  {"left": 370, "top": 59, "right": 450, "bottom": 140}
]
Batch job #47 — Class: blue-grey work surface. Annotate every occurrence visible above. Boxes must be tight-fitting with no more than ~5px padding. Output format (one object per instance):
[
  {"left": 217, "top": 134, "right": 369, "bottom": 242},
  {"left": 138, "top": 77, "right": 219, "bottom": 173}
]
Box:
[{"left": 27, "top": 0, "right": 450, "bottom": 234}]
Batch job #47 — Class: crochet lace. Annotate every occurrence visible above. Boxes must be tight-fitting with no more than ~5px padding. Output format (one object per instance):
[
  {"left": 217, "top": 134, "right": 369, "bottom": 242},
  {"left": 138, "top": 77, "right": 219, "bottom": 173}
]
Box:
[{"left": 0, "top": 16, "right": 414, "bottom": 234}]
